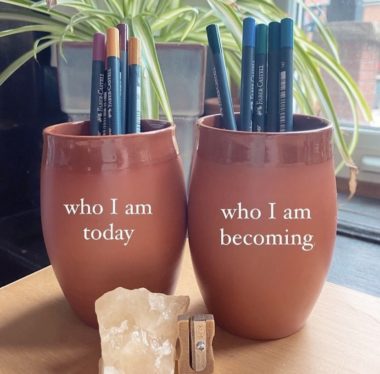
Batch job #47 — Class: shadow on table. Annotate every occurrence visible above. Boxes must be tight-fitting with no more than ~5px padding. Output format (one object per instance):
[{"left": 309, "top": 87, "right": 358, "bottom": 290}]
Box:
[
  {"left": 0, "top": 296, "right": 97, "bottom": 347},
  {"left": 0, "top": 292, "right": 315, "bottom": 373},
  {"left": 184, "top": 300, "right": 315, "bottom": 372},
  {"left": 211, "top": 317, "right": 315, "bottom": 373},
  {"left": 0, "top": 295, "right": 100, "bottom": 373}
]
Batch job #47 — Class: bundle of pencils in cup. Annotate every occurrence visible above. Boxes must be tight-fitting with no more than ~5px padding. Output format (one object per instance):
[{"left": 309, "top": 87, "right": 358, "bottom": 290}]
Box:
[
  {"left": 90, "top": 24, "right": 141, "bottom": 136},
  {"left": 206, "top": 18, "right": 294, "bottom": 132}
]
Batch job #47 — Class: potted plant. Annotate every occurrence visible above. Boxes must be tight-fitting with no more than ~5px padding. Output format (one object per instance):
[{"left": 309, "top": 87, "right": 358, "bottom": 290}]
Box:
[{"left": 0, "top": 0, "right": 372, "bottom": 191}]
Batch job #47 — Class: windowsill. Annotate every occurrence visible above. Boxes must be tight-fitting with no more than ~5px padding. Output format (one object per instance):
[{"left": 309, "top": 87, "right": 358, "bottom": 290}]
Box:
[{"left": 337, "top": 192, "right": 380, "bottom": 242}]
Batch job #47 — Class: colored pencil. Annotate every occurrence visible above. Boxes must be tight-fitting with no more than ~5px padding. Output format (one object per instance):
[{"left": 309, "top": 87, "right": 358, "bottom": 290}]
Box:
[
  {"left": 206, "top": 24, "right": 237, "bottom": 131},
  {"left": 127, "top": 37, "right": 141, "bottom": 134},
  {"left": 90, "top": 33, "right": 105, "bottom": 135},
  {"left": 279, "top": 18, "right": 294, "bottom": 132},
  {"left": 240, "top": 17, "right": 255, "bottom": 132},
  {"left": 102, "top": 58, "right": 108, "bottom": 135},
  {"left": 253, "top": 24, "right": 268, "bottom": 132},
  {"left": 106, "top": 27, "right": 122, "bottom": 135},
  {"left": 117, "top": 23, "right": 128, "bottom": 134},
  {"left": 267, "top": 22, "right": 281, "bottom": 132}
]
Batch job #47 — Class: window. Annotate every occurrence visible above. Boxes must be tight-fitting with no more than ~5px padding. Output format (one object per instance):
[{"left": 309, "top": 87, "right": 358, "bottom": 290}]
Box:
[{"left": 295, "top": 0, "right": 380, "bottom": 194}]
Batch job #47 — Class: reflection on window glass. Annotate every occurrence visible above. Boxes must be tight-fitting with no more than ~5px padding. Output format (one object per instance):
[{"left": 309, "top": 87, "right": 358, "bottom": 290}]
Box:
[{"left": 300, "top": 0, "right": 380, "bottom": 126}]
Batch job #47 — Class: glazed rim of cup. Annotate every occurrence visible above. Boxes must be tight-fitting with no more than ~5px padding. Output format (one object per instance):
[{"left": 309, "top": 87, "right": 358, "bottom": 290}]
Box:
[
  {"left": 43, "top": 119, "right": 174, "bottom": 140},
  {"left": 198, "top": 113, "right": 332, "bottom": 135}
]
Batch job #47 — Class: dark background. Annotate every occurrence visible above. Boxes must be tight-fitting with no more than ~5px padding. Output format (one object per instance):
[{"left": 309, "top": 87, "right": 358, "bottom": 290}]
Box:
[{"left": 0, "top": 4, "right": 67, "bottom": 285}]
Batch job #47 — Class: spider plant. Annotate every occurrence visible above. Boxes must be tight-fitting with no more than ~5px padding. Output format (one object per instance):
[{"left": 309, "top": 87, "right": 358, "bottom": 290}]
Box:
[{"left": 0, "top": 0, "right": 372, "bottom": 191}]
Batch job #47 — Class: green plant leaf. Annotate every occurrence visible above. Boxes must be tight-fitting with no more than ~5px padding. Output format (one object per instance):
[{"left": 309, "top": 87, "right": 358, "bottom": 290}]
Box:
[
  {"left": 237, "top": 0, "right": 285, "bottom": 23},
  {"left": 32, "top": 0, "right": 93, "bottom": 10},
  {"left": 0, "top": 24, "right": 59, "bottom": 38},
  {"left": 158, "top": 6, "right": 200, "bottom": 42},
  {"left": 192, "top": 9, "right": 217, "bottom": 32},
  {"left": 104, "top": 0, "right": 124, "bottom": 18},
  {"left": 296, "top": 45, "right": 356, "bottom": 171},
  {"left": 207, "top": 0, "right": 242, "bottom": 52},
  {"left": 0, "top": 0, "right": 73, "bottom": 24},
  {"left": 0, "top": 39, "right": 55, "bottom": 85},
  {"left": 0, "top": 0, "right": 373, "bottom": 185},
  {"left": 293, "top": 65, "right": 318, "bottom": 115},
  {"left": 56, "top": 13, "right": 95, "bottom": 56},
  {"left": 0, "top": 12, "right": 67, "bottom": 27},
  {"left": 144, "top": 0, "right": 157, "bottom": 13},
  {"left": 154, "top": 0, "right": 174, "bottom": 16},
  {"left": 141, "top": 63, "right": 159, "bottom": 119},
  {"left": 224, "top": 49, "right": 241, "bottom": 86},
  {"left": 132, "top": 15, "right": 173, "bottom": 122},
  {"left": 127, "top": 0, "right": 139, "bottom": 17},
  {"left": 298, "top": 37, "right": 372, "bottom": 122},
  {"left": 293, "top": 78, "right": 314, "bottom": 114},
  {"left": 179, "top": 9, "right": 199, "bottom": 41},
  {"left": 309, "top": 53, "right": 360, "bottom": 157},
  {"left": 295, "top": 0, "right": 340, "bottom": 62},
  {"left": 151, "top": 6, "right": 198, "bottom": 33}
]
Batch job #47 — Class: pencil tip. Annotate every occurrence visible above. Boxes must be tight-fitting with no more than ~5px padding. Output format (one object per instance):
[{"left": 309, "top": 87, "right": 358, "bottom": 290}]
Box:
[
  {"left": 243, "top": 17, "right": 255, "bottom": 47},
  {"left": 206, "top": 24, "right": 222, "bottom": 54},
  {"left": 92, "top": 33, "right": 105, "bottom": 60},
  {"left": 106, "top": 27, "right": 120, "bottom": 58},
  {"left": 128, "top": 37, "right": 141, "bottom": 65},
  {"left": 117, "top": 23, "right": 128, "bottom": 50},
  {"left": 255, "top": 24, "right": 268, "bottom": 54},
  {"left": 280, "top": 18, "right": 294, "bottom": 48}
]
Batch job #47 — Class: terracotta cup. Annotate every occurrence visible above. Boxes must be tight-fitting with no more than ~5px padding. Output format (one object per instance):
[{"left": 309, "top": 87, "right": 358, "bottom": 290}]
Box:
[
  {"left": 188, "top": 114, "right": 337, "bottom": 339},
  {"left": 41, "top": 120, "right": 187, "bottom": 327}
]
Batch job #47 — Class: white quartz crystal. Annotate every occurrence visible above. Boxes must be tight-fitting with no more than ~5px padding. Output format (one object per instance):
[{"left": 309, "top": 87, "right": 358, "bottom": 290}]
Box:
[{"left": 95, "top": 287, "right": 190, "bottom": 374}]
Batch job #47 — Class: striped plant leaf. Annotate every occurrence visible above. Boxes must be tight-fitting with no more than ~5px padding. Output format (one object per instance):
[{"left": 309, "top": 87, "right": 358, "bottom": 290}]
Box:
[
  {"left": 132, "top": 15, "right": 173, "bottom": 122},
  {"left": 0, "top": 39, "right": 56, "bottom": 85},
  {"left": 207, "top": 0, "right": 242, "bottom": 52},
  {"left": 0, "top": 0, "right": 374, "bottom": 181},
  {"left": 151, "top": 7, "right": 198, "bottom": 33}
]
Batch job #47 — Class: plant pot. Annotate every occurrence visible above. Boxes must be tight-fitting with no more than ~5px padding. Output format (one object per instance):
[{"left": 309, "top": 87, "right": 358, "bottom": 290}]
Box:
[
  {"left": 188, "top": 113, "right": 337, "bottom": 340},
  {"left": 41, "top": 120, "right": 187, "bottom": 326},
  {"left": 55, "top": 42, "right": 206, "bottom": 119}
]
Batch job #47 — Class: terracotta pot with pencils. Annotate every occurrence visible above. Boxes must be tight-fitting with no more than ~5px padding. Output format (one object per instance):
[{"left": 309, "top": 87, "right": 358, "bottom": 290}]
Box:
[
  {"left": 41, "top": 120, "right": 187, "bottom": 326},
  {"left": 188, "top": 113, "right": 337, "bottom": 339},
  {"left": 188, "top": 19, "right": 337, "bottom": 339},
  {"left": 41, "top": 26, "right": 187, "bottom": 327}
]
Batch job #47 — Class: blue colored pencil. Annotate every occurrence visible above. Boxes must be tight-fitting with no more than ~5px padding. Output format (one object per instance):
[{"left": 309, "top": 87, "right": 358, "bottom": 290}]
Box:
[
  {"left": 102, "top": 59, "right": 108, "bottom": 135},
  {"left": 279, "top": 18, "right": 294, "bottom": 132},
  {"left": 267, "top": 22, "right": 281, "bottom": 132},
  {"left": 127, "top": 37, "right": 141, "bottom": 133},
  {"left": 106, "top": 27, "right": 122, "bottom": 135},
  {"left": 117, "top": 23, "right": 128, "bottom": 134}
]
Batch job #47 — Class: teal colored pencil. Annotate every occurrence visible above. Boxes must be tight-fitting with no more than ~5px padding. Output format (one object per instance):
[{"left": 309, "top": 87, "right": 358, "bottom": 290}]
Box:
[{"left": 252, "top": 24, "right": 268, "bottom": 132}]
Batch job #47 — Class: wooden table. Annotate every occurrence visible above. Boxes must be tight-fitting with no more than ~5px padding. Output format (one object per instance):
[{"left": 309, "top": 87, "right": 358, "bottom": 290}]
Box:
[{"left": 1, "top": 244, "right": 380, "bottom": 374}]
